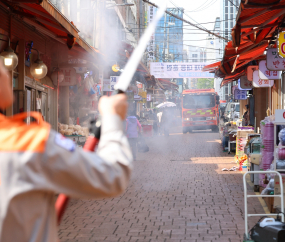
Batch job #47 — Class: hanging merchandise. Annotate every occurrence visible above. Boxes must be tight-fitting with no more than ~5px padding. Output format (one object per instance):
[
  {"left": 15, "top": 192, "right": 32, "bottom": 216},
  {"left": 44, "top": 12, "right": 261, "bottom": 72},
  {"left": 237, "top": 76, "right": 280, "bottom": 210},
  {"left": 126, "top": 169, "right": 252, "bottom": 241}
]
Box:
[
  {"left": 253, "top": 70, "right": 274, "bottom": 87},
  {"left": 259, "top": 60, "right": 281, "bottom": 80},
  {"left": 266, "top": 48, "right": 285, "bottom": 70},
  {"left": 247, "top": 65, "right": 258, "bottom": 81}
]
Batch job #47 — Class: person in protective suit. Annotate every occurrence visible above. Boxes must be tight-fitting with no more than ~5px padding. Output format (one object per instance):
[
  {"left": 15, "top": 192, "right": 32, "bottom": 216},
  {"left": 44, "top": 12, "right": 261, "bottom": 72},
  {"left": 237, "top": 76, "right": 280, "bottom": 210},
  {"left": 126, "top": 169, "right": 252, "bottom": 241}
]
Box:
[{"left": 0, "top": 61, "right": 133, "bottom": 242}]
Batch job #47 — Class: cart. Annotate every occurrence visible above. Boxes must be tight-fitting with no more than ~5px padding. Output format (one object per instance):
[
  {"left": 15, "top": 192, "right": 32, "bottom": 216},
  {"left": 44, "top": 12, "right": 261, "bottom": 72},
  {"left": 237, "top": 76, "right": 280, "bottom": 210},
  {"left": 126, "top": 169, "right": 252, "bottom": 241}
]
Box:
[{"left": 243, "top": 171, "right": 284, "bottom": 241}]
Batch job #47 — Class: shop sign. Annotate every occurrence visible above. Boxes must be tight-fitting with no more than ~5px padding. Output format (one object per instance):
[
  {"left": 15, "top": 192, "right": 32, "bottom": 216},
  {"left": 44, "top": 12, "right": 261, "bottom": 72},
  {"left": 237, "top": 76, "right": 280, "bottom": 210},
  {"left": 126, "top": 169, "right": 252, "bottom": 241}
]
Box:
[
  {"left": 110, "top": 76, "right": 119, "bottom": 91},
  {"left": 253, "top": 70, "right": 274, "bottom": 87},
  {"left": 275, "top": 109, "right": 285, "bottom": 122},
  {"left": 137, "top": 83, "right": 143, "bottom": 88},
  {"left": 59, "top": 68, "right": 77, "bottom": 86},
  {"left": 146, "top": 94, "right": 152, "bottom": 101},
  {"left": 259, "top": 60, "right": 281, "bottom": 80},
  {"left": 239, "top": 76, "right": 252, "bottom": 90},
  {"left": 266, "top": 48, "right": 285, "bottom": 70},
  {"left": 138, "top": 98, "right": 146, "bottom": 103},
  {"left": 234, "top": 89, "right": 247, "bottom": 100},
  {"left": 247, "top": 65, "right": 258, "bottom": 81},
  {"left": 138, "top": 90, "right": 147, "bottom": 98},
  {"left": 102, "top": 79, "right": 110, "bottom": 91},
  {"left": 278, "top": 31, "right": 285, "bottom": 58},
  {"left": 134, "top": 94, "right": 142, "bottom": 101},
  {"left": 146, "top": 5, "right": 156, "bottom": 61}
]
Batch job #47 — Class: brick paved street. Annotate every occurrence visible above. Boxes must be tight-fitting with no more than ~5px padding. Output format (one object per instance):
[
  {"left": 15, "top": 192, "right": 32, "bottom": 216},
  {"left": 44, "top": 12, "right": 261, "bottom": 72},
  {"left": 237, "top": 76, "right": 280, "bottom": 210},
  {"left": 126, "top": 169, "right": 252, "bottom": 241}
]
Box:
[{"left": 59, "top": 128, "right": 264, "bottom": 242}]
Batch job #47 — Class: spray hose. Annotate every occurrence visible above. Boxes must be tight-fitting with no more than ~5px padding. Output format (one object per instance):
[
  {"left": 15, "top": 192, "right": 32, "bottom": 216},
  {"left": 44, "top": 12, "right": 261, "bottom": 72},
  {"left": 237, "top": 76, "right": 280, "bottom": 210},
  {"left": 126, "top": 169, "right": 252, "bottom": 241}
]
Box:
[{"left": 55, "top": 119, "right": 101, "bottom": 225}]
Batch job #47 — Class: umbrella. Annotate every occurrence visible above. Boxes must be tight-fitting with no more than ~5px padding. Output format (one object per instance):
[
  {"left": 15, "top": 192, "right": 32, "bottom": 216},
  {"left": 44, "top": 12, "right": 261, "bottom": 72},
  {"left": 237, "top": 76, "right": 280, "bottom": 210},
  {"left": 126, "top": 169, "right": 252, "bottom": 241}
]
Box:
[{"left": 156, "top": 102, "right": 176, "bottom": 108}]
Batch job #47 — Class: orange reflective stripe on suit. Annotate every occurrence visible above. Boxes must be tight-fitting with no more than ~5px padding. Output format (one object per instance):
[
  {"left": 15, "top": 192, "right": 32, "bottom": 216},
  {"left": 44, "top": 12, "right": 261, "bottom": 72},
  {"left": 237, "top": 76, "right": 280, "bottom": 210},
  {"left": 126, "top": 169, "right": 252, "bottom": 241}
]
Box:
[{"left": 0, "top": 112, "right": 50, "bottom": 153}]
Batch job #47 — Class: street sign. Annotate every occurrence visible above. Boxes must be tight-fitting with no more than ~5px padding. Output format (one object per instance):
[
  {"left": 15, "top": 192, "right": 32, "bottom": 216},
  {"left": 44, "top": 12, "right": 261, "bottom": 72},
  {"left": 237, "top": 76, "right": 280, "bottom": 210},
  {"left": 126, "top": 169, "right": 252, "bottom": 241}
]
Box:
[
  {"left": 278, "top": 31, "right": 285, "bottom": 58},
  {"left": 259, "top": 60, "right": 281, "bottom": 80},
  {"left": 234, "top": 89, "right": 247, "bottom": 100},
  {"left": 253, "top": 70, "right": 274, "bottom": 87},
  {"left": 239, "top": 76, "right": 252, "bottom": 90},
  {"left": 266, "top": 48, "right": 285, "bottom": 70},
  {"left": 275, "top": 109, "right": 285, "bottom": 122},
  {"left": 247, "top": 66, "right": 258, "bottom": 81}
]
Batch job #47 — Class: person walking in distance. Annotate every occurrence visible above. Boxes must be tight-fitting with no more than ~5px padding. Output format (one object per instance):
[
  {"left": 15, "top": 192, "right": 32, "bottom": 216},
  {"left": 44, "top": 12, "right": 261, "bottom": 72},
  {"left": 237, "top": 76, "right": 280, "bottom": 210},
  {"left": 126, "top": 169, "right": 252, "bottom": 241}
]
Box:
[
  {"left": 0, "top": 60, "right": 133, "bottom": 242},
  {"left": 126, "top": 112, "right": 142, "bottom": 160}
]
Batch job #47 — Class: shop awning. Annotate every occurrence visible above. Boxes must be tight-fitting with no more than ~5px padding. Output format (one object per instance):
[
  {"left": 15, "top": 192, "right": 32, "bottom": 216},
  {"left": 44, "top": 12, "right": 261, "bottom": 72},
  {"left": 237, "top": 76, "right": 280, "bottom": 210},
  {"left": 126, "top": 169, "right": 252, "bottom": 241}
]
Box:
[
  {"left": 203, "top": 0, "right": 285, "bottom": 85},
  {"left": 2, "top": 0, "right": 102, "bottom": 61},
  {"left": 157, "top": 78, "right": 179, "bottom": 90}
]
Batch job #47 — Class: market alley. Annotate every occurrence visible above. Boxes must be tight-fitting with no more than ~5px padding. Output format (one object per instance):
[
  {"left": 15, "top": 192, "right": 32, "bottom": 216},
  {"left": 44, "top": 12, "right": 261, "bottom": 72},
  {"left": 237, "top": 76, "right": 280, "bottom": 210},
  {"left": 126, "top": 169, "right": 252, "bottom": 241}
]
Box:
[{"left": 59, "top": 128, "right": 264, "bottom": 242}]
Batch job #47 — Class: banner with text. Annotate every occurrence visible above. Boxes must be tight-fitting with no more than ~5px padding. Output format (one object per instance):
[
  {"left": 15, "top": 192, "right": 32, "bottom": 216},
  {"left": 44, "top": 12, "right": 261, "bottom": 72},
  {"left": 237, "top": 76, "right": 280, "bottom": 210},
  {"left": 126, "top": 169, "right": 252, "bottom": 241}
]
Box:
[{"left": 150, "top": 62, "right": 214, "bottom": 79}]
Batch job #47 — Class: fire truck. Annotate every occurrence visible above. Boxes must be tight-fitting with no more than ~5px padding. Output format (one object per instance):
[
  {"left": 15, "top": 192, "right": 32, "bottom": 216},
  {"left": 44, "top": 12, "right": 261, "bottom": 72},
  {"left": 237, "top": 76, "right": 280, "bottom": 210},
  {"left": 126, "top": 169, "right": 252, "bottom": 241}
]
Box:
[{"left": 181, "top": 89, "right": 220, "bottom": 134}]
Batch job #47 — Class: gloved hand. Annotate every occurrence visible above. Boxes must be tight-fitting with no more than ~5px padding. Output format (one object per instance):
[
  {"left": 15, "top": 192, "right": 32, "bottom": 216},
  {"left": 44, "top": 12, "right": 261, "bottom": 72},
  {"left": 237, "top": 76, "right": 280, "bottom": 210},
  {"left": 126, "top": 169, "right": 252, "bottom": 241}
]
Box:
[
  {"left": 0, "top": 60, "right": 13, "bottom": 110},
  {"left": 99, "top": 94, "right": 128, "bottom": 120}
]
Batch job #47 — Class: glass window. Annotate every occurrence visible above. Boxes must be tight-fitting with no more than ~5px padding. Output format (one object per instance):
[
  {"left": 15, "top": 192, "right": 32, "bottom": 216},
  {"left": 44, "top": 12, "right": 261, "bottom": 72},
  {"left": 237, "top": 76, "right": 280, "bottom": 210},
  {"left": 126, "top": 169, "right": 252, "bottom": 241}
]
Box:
[
  {"left": 225, "top": 14, "right": 228, "bottom": 21},
  {"left": 235, "top": 104, "right": 240, "bottom": 112},
  {"left": 225, "top": 0, "right": 228, "bottom": 6},
  {"left": 230, "top": 22, "right": 233, "bottom": 28},
  {"left": 230, "top": 7, "right": 233, "bottom": 13},
  {"left": 183, "top": 94, "right": 215, "bottom": 109},
  {"left": 225, "top": 22, "right": 228, "bottom": 28}
]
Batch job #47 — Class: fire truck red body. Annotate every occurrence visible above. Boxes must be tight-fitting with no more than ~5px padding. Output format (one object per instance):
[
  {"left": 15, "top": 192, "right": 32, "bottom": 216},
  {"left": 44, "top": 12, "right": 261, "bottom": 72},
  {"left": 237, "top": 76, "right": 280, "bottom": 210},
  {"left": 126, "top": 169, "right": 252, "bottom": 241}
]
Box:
[{"left": 181, "top": 89, "right": 220, "bottom": 133}]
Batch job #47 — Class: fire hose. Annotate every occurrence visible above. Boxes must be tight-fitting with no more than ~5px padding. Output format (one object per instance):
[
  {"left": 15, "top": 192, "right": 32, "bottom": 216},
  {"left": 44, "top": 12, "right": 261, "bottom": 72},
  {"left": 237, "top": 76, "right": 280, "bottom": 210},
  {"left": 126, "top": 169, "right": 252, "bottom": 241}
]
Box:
[{"left": 55, "top": 120, "right": 100, "bottom": 224}]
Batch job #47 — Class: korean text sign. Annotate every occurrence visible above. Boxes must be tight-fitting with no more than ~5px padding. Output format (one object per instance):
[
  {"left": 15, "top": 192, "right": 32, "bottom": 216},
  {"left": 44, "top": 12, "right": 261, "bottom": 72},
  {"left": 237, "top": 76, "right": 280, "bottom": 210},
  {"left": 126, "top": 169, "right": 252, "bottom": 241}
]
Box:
[
  {"left": 59, "top": 68, "right": 77, "bottom": 86},
  {"left": 110, "top": 76, "right": 119, "bottom": 91},
  {"left": 253, "top": 70, "right": 274, "bottom": 87},
  {"left": 234, "top": 89, "right": 247, "bottom": 100},
  {"left": 259, "top": 60, "right": 281, "bottom": 80},
  {"left": 278, "top": 31, "right": 285, "bottom": 58},
  {"left": 150, "top": 62, "right": 214, "bottom": 79},
  {"left": 239, "top": 76, "right": 252, "bottom": 90},
  {"left": 266, "top": 48, "right": 285, "bottom": 70}
]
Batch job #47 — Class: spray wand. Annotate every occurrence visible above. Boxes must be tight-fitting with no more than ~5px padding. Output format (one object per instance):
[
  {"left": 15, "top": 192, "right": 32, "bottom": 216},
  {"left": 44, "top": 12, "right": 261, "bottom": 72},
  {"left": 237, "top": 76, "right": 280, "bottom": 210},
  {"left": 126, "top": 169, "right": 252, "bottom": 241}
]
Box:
[{"left": 55, "top": 0, "right": 167, "bottom": 224}]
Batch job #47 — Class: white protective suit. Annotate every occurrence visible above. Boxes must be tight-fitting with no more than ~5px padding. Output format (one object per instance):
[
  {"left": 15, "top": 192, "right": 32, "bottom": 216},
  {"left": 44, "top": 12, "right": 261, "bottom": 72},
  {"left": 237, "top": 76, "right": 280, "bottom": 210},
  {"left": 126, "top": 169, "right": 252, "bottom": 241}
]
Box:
[{"left": 0, "top": 114, "right": 133, "bottom": 242}]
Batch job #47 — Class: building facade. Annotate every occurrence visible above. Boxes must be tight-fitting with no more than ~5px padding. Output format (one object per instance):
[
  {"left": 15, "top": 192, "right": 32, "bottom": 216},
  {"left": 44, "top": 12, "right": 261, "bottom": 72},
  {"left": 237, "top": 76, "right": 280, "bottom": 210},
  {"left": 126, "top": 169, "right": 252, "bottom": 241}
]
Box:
[
  {"left": 220, "top": 0, "right": 240, "bottom": 49},
  {"left": 219, "top": 0, "right": 240, "bottom": 101},
  {"left": 155, "top": 8, "right": 184, "bottom": 62}
]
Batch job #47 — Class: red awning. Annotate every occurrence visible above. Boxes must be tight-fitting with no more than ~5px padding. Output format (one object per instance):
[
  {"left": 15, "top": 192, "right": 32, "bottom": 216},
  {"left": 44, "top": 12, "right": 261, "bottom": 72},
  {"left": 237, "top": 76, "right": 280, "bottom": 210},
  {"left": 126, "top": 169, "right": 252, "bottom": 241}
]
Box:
[
  {"left": 205, "top": 0, "right": 285, "bottom": 83},
  {"left": 202, "top": 61, "right": 221, "bottom": 73}
]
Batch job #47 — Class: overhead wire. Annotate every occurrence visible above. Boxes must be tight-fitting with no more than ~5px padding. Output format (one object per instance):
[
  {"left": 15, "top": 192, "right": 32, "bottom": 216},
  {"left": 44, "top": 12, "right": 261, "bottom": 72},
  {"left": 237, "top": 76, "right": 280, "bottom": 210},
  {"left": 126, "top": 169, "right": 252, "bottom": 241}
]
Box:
[
  {"left": 187, "top": 0, "right": 212, "bottom": 12},
  {"left": 142, "top": 0, "right": 229, "bottom": 41}
]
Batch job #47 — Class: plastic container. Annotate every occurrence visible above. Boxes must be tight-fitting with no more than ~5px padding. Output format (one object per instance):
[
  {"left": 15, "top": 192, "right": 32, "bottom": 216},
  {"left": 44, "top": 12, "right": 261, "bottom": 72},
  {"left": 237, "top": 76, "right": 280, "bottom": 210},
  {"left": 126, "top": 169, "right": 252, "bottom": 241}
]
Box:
[{"left": 242, "top": 166, "right": 248, "bottom": 172}]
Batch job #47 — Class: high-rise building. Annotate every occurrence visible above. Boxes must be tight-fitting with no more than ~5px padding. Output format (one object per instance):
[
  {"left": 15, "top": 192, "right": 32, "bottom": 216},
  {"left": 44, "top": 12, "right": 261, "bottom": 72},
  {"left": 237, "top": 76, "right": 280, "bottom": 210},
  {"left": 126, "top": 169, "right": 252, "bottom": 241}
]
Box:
[
  {"left": 220, "top": 0, "right": 240, "bottom": 49},
  {"left": 220, "top": 0, "right": 240, "bottom": 101},
  {"left": 187, "top": 46, "right": 206, "bottom": 62},
  {"left": 155, "top": 8, "right": 184, "bottom": 63}
]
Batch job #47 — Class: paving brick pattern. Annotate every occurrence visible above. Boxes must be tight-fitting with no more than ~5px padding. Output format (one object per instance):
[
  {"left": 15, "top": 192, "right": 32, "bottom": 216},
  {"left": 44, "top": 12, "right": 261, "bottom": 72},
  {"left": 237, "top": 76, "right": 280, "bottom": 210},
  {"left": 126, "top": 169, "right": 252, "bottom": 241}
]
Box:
[{"left": 59, "top": 129, "right": 264, "bottom": 242}]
